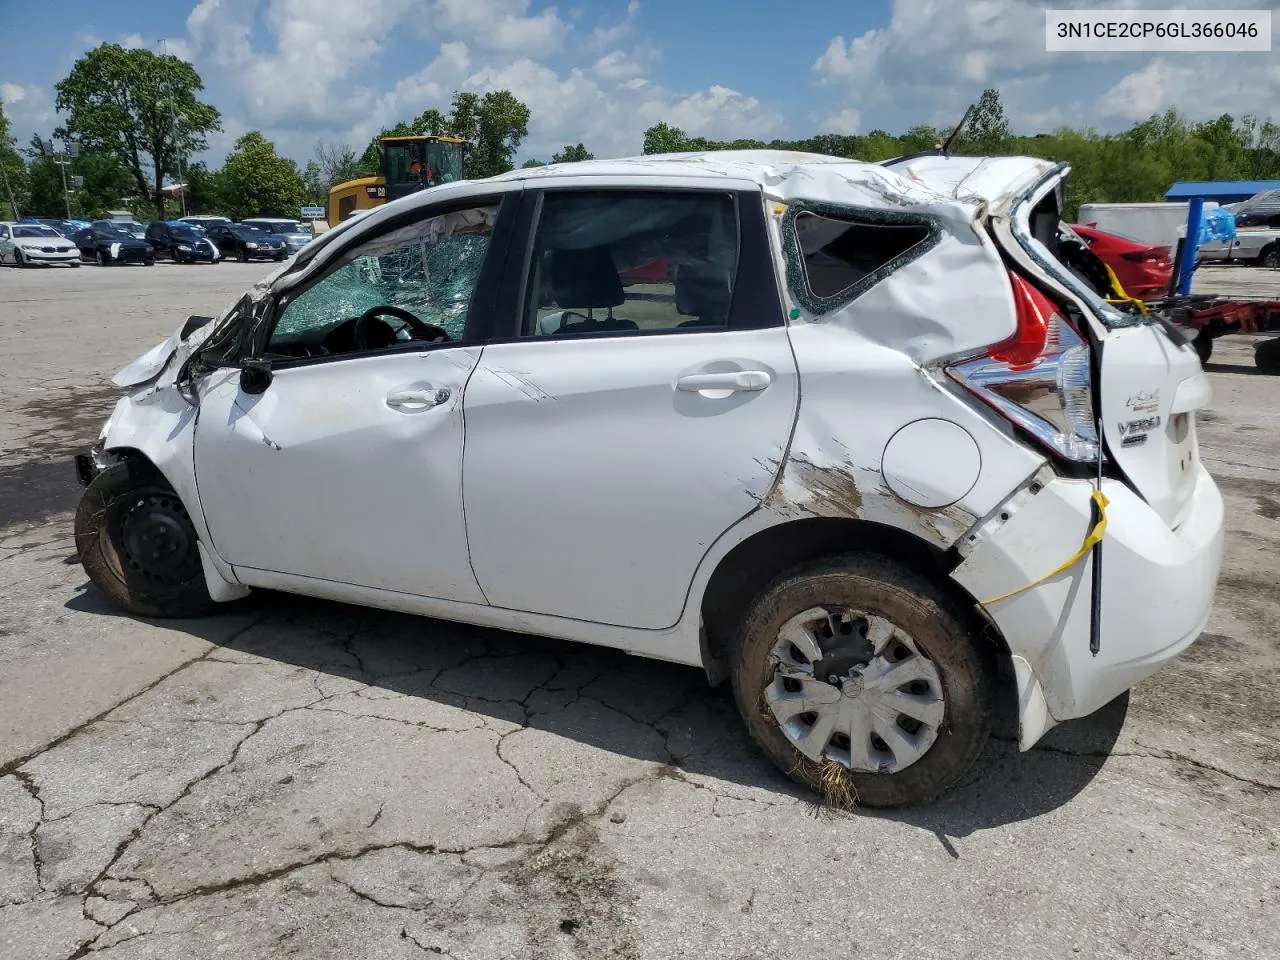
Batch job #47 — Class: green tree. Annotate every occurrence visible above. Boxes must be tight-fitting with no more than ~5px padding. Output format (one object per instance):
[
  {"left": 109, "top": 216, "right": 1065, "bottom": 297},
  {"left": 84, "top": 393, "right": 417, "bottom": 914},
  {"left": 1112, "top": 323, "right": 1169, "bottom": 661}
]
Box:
[
  {"left": 642, "top": 122, "right": 691, "bottom": 154},
  {"left": 183, "top": 160, "right": 226, "bottom": 215},
  {"left": 302, "top": 159, "right": 326, "bottom": 206},
  {"left": 448, "top": 92, "right": 481, "bottom": 143},
  {"left": 411, "top": 108, "right": 449, "bottom": 135},
  {"left": 25, "top": 152, "right": 69, "bottom": 218},
  {"left": 901, "top": 124, "right": 942, "bottom": 153},
  {"left": 54, "top": 43, "right": 221, "bottom": 219},
  {"left": 219, "top": 131, "right": 307, "bottom": 220},
  {"left": 958, "top": 88, "right": 1010, "bottom": 154},
  {"left": 21, "top": 135, "right": 132, "bottom": 218},
  {"left": 464, "top": 90, "right": 530, "bottom": 178},
  {"left": 551, "top": 143, "right": 593, "bottom": 163},
  {"left": 313, "top": 140, "right": 364, "bottom": 190},
  {"left": 521, "top": 158, "right": 546, "bottom": 168},
  {"left": 0, "top": 99, "right": 27, "bottom": 218}
]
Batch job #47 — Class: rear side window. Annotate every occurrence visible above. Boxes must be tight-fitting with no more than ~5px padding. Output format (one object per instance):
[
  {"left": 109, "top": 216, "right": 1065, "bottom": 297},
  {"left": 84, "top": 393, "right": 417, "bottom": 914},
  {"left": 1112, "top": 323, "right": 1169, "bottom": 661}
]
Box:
[
  {"left": 782, "top": 203, "right": 937, "bottom": 315},
  {"left": 521, "top": 190, "right": 739, "bottom": 337}
]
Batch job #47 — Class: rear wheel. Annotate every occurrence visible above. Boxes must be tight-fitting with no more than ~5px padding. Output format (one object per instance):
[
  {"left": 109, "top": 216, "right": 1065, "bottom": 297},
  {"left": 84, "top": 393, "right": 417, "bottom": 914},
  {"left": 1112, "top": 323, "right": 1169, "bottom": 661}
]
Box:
[
  {"left": 1256, "top": 337, "right": 1280, "bottom": 373},
  {"left": 732, "top": 554, "right": 994, "bottom": 808},
  {"left": 75, "top": 459, "right": 216, "bottom": 618},
  {"left": 1258, "top": 245, "right": 1280, "bottom": 269}
]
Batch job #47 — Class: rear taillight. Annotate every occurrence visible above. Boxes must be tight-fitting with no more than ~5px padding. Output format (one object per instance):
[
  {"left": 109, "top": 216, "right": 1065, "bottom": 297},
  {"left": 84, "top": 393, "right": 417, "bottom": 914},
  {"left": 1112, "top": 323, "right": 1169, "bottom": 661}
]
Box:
[
  {"left": 1120, "top": 247, "right": 1168, "bottom": 263},
  {"left": 947, "top": 273, "right": 1100, "bottom": 462}
]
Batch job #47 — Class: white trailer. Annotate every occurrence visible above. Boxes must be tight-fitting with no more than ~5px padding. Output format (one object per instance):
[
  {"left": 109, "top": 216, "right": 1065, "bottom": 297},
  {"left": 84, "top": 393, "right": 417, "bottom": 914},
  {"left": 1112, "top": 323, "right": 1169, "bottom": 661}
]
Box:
[{"left": 1076, "top": 201, "right": 1219, "bottom": 249}]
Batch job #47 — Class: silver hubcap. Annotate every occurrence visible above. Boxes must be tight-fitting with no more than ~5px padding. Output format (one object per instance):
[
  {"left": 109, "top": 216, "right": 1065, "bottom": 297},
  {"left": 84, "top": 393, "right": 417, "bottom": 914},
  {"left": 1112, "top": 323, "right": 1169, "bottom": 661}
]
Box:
[{"left": 764, "top": 607, "right": 945, "bottom": 774}]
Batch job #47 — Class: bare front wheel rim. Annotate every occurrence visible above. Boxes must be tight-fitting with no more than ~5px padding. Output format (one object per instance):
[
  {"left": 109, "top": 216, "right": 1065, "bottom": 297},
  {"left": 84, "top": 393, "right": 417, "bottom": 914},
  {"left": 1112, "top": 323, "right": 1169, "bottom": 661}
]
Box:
[{"left": 764, "top": 606, "right": 945, "bottom": 774}]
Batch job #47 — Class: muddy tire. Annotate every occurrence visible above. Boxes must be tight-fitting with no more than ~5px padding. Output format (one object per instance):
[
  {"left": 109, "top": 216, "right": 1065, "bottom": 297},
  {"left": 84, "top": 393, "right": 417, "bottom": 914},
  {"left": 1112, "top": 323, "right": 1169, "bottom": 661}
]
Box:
[
  {"left": 75, "top": 459, "right": 216, "bottom": 618},
  {"left": 731, "top": 554, "right": 994, "bottom": 808},
  {"left": 1255, "top": 337, "right": 1280, "bottom": 374}
]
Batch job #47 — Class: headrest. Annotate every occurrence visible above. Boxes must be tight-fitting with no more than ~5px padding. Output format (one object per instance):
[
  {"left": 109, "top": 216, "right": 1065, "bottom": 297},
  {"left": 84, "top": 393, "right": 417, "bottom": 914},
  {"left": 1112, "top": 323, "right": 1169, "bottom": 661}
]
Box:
[
  {"left": 550, "top": 246, "right": 624, "bottom": 309},
  {"left": 675, "top": 263, "right": 732, "bottom": 321}
]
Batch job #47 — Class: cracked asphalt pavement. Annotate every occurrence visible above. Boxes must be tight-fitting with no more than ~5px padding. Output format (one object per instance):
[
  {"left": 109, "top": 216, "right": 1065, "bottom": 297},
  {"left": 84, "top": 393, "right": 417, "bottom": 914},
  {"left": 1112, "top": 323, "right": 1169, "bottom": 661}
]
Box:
[{"left": 2, "top": 262, "right": 1278, "bottom": 959}]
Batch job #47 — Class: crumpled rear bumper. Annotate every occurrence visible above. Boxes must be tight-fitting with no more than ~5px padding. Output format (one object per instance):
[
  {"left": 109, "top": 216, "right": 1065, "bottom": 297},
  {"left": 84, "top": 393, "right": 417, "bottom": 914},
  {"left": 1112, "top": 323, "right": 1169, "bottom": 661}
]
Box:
[{"left": 952, "top": 465, "right": 1224, "bottom": 747}]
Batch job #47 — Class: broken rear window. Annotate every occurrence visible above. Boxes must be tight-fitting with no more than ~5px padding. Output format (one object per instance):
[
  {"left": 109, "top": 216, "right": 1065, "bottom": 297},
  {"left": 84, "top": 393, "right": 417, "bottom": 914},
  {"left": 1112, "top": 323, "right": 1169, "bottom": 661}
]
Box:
[
  {"left": 779, "top": 202, "right": 939, "bottom": 317},
  {"left": 794, "top": 211, "right": 931, "bottom": 300}
]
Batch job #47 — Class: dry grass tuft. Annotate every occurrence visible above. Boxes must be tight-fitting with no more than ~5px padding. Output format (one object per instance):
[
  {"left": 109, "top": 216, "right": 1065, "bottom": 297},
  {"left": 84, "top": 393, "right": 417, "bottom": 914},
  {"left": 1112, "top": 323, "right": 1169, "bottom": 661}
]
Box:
[{"left": 818, "top": 759, "right": 859, "bottom": 810}]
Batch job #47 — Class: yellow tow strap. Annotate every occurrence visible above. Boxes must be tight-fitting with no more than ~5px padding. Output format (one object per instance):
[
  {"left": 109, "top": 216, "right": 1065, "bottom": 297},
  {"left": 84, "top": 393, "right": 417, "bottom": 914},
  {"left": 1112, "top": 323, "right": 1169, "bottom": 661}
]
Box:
[
  {"left": 1101, "top": 263, "right": 1150, "bottom": 317},
  {"left": 981, "top": 489, "right": 1110, "bottom": 605}
]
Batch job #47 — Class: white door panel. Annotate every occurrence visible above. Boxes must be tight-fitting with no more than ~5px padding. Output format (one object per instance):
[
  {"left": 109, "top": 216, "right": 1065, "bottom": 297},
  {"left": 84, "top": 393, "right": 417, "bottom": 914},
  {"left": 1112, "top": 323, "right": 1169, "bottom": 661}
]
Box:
[
  {"left": 462, "top": 328, "right": 797, "bottom": 629},
  {"left": 194, "top": 348, "right": 484, "bottom": 601}
]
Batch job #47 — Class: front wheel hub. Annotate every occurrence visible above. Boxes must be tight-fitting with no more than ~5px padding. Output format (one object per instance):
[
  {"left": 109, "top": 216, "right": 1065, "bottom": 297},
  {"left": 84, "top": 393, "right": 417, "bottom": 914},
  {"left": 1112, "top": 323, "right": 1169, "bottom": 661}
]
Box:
[
  {"left": 116, "top": 492, "right": 201, "bottom": 584},
  {"left": 764, "top": 607, "right": 945, "bottom": 774}
]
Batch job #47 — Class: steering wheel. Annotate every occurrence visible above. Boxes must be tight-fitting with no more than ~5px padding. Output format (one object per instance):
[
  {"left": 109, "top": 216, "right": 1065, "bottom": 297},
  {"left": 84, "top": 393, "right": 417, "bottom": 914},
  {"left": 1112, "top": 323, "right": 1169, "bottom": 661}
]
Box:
[{"left": 352, "top": 305, "right": 450, "bottom": 351}]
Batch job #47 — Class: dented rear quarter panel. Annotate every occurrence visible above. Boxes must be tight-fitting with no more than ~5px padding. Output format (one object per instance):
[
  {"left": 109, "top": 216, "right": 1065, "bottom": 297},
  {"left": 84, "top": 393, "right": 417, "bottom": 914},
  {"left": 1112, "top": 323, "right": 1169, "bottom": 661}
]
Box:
[{"left": 746, "top": 181, "right": 1047, "bottom": 550}]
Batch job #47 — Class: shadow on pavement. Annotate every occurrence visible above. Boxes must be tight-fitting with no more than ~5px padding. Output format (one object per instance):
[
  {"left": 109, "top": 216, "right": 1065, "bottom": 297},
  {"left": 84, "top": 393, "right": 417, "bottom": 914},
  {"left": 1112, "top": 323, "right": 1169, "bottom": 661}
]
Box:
[
  {"left": 65, "top": 583, "right": 1126, "bottom": 833},
  {"left": 1202, "top": 361, "right": 1272, "bottom": 377}
]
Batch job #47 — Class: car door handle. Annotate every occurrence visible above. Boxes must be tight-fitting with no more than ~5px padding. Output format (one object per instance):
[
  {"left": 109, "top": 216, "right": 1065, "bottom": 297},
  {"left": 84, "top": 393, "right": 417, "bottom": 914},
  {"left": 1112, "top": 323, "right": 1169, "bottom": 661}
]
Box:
[
  {"left": 386, "top": 387, "right": 450, "bottom": 409},
  {"left": 676, "top": 370, "right": 772, "bottom": 393}
]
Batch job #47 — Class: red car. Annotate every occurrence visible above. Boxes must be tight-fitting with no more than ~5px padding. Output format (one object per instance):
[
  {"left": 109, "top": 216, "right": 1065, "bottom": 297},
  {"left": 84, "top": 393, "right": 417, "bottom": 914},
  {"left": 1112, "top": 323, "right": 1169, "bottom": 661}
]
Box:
[{"left": 1071, "top": 224, "right": 1172, "bottom": 300}]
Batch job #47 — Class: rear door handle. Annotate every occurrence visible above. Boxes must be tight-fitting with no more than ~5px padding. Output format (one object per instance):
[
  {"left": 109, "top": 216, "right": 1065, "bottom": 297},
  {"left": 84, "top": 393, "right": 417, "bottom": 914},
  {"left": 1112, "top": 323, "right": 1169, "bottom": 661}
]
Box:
[
  {"left": 676, "top": 370, "right": 772, "bottom": 393},
  {"left": 386, "top": 387, "right": 450, "bottom": 409}
]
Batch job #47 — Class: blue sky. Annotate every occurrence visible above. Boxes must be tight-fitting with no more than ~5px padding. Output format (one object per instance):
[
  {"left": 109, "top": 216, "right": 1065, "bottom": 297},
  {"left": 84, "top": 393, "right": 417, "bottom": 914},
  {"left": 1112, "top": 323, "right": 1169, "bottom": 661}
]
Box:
[{"left": 2, "top": 0, "right": 1277, "bottom": 168}]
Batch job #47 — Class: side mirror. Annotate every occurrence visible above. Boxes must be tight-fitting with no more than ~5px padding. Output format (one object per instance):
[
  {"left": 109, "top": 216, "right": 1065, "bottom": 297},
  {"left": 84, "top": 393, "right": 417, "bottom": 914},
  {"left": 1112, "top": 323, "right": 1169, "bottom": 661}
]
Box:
[{"left": 240, "top": 358, "right": 273, "bottom": 395}]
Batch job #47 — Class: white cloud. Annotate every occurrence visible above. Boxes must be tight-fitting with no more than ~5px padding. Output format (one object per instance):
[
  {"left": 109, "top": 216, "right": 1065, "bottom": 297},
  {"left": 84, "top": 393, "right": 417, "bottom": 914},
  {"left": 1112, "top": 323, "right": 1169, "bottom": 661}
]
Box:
[
  {"left": 591, "top": 49, "right": 646, "bottom": 82},
  {"left": 161, "top": 38, "right": 194, "bottom": 61},
  {"left": 1101, "top": 54, "right": 1280, "bottom": 124},
  {"left": 119, "top": 33, "right": 146, "bottom": 50},
  {"left": 186, "top": 0, "right": 416, "bottom": 129},
  {"left": 587, "top": 0, "right": 640, "bottom": 52},
  {"left": 640, "top": 85, "right": 784, "bottom": 143},
  {"left": 813, "top": 0, "right": 1280, "bottom": 134},
  {"left": 1, "top": 83, "right": 29, "bottom": 105},
  {"left": 456, "top": 60, "right": 782, "bottom": 159},
  {"left": 813, "top": 1, "right": 1048, "bottom": 97},
  {"left": 171, "top": 0, "right": 780, "bottom": 164},
  {"left": 431, "top": 0, "right": 567, "bottom": 55},
  {"left": 0, "top": 83, "right": 58, "bottom": 140},
  {"left": 821, "top": 107, "right": 861, "bottom": 135}
]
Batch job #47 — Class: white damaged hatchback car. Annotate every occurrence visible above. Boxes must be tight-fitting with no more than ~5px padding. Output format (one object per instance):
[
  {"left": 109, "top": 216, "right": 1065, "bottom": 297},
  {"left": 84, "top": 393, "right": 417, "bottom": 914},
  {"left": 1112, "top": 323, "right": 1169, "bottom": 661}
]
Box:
[{"left": 74, "top": 151, "right": 1224, "bottom": 807}]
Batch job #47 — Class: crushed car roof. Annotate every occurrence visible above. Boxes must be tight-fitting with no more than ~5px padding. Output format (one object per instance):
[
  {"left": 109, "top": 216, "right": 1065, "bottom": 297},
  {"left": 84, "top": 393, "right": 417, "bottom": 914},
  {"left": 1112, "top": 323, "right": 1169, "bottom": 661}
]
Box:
[{"left": 488, "top": 150, "right": 1059, "bottom": 206}]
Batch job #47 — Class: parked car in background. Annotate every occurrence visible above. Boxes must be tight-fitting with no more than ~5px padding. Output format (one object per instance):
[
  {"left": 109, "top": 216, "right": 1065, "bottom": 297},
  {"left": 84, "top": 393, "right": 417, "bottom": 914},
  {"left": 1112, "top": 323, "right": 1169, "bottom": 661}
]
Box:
[
  {"left": 1070, "top": 223, "right": 1172, "bottom": 299},
  {"left": 18, "top": 217, "right": 80, "bottom": 237},
  {"left": 0, "top": 222, "right": 80, "bottom": 266},
  {"left": 145, "top": 221, "right": 220, "bottom": 263},
  {"left": 203, "top": 222, "right": 287, "bottom": 261},
  {"left": 240, "top": 218, "right": 313, "bottom": 255},
  {"left": 179, "top": 215, "right": 233, "bottom": 229},
  {"left": 72, "top": 152, "right": 1223, "bottom": 808},
  {"left": 113, "top": 220, "right": 147, "bottom": 240},
  {"left": 1217, "top": 190, "right": 1280, "bottom": 267},
  {"left": 71, "top": 221, "right": 155, "bottom": 265}
]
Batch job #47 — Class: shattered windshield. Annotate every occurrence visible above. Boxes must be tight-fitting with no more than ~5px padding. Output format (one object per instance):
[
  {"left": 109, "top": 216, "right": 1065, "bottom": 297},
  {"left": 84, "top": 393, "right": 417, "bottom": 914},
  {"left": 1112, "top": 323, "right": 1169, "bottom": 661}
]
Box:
[{"left": 269, "top": 205, "right": 498, "bottom": 352}]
